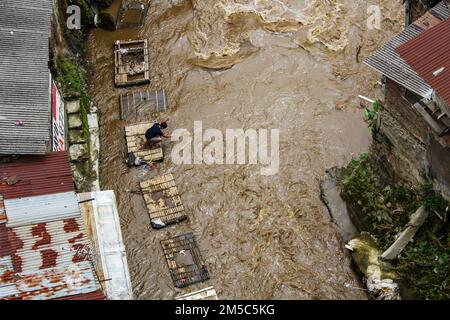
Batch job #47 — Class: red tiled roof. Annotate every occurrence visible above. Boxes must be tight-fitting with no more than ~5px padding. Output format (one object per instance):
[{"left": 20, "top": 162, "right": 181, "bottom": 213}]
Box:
[
  {"left": 397, "top": 18, "right": 450, "bottom": 105},
  {"left": 0, "top": 152, "right": 74, "bottom": 200}
]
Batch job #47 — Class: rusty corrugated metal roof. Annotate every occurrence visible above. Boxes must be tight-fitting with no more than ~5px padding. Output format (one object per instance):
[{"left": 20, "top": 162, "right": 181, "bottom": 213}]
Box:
[
  {"left": 0, "top": 195, "right": 5, "bottom": 224},
  {"left": 0, "top": 212, "right": 105, "bottom": 299},
  {"left": 0, "top": 152, "right": 74, "bottom": 200},
  {"left": 0, "top": 261, "right": 103, "bottom": 300},
  {"left": 0, "top": 191, "right": 105, "bottom": 299},
  {"left": 53, "top": 290, "right": 106, "bottom": 300},
  {"left": 397, "top": 18, "right": 450, "bottom": 105},
  {"left": 364, "top": 1, "right": 450, "bottom": 99}
]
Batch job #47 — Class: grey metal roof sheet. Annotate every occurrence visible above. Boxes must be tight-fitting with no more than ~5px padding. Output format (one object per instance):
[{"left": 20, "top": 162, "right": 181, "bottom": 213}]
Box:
[
  {"left": 0, "top": 0, "right": 53, "bottom": 155},
  {"left": 4, "top": 192, "right": 81, "bottom": 228},
  {"left": 364, "top": 1, "right": 450, "bottom": 99}
]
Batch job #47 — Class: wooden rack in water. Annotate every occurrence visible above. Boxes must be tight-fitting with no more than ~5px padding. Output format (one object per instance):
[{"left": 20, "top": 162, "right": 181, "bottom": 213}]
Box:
[
  {"left": 114, "top": 39, "right": 150, "bottom": 87},
  {"left": 116, "top": 0, "right": 150, "bottom": 29},
  {"left": 119, "top": 89, "right": 167, "bottom": 120},
  {"left": 161, "top": 233, "right": 210, "bottom": 288},
  {"left": 140, "top": 173, "right": 187, "bottom": 228},
  {"left": 125, "top": 121, "right": 163, "bottom": 163}
]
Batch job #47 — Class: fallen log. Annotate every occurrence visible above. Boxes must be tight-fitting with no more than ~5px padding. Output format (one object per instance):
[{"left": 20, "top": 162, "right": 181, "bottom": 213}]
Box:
[{"left": 381, "top": 206, "right": 428, "bottom": 260}]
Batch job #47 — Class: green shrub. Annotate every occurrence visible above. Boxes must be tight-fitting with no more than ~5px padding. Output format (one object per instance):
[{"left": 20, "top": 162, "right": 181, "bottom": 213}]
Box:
[{"left": 342, "top": 154, "right": 449, "bottom": 299}]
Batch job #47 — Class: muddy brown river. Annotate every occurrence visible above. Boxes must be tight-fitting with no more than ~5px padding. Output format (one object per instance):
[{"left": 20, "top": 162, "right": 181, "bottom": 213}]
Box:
[{"left": 85, "top": 0, "right": 404, "bottom": 299}]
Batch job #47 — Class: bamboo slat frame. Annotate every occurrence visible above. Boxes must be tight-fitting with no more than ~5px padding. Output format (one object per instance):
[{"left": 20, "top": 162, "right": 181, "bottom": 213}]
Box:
[
  {"left": 125, "top": 121, "right": 163, "bottom": 163},
  {"left": 161, "top": 233, "right": 210, "bottom": 288},
  {"left": 119, "top": 89, "right": 167, "bottom": 120},
  {"left": 114, "top": 39, "right": 150, "bottom": 87},
  {"left": 140, "top": 173, "right": 187, "bottom": 228}
]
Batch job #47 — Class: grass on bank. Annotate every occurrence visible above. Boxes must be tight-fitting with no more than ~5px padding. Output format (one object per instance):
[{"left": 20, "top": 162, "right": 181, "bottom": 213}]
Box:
[
  {"left": 341, "top": 154, "right": 449, "bottom": 299},
  {"left": 56, "top": 55, "right": 91, "bottom": 138}
]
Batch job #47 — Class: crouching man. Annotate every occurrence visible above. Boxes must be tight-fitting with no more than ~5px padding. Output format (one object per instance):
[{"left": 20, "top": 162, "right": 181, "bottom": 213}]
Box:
[{"left": 145, "top": 118, "right": 171, "bottom": 148}]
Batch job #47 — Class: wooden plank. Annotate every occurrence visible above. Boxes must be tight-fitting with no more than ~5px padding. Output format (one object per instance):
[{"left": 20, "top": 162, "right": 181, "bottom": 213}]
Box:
[
  {"left": 413, "top": 103, "right": 446, "bottom": 135},
  {"left": 176, "top": 287, "right": 218, "bottom": 300},
  {"left": 381, "top": 206, "right": 429, "bottom": 260}
]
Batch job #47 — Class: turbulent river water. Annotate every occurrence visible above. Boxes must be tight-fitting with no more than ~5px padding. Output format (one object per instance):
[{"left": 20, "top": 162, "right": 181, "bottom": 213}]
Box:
[{"left": 85, "top": 0, "right": 404, "bottom": 299}]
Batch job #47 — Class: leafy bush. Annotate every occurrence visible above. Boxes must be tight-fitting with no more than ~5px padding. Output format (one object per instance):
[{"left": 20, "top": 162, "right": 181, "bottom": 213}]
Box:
[
  {"left": 363, "top": 101, "right": 380, "bottom": 133},
  {"left": 342, "top": 154, "right": 449, "bottom": 299}
]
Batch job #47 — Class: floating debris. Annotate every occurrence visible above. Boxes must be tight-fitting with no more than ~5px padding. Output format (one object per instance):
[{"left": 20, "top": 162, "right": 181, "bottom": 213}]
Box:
[
  {"left": 176, "top": 286, "right": 219, "bottom": 300},
  {"left": 347, "top": 232, "right": 400, "bottom": 300},
  {"left": 161, "top": 233, "right": 210, "bottom": 288},
  {"left": 140, "top": 173, "right": 187, "bottom": 228}
]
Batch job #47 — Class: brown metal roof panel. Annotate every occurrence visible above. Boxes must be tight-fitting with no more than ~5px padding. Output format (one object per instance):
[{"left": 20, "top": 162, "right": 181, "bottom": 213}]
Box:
[
  {"left": 0, "top": 261, "right": 102, "bottom": 300},
  {"left": 0, "top": 196, "right": 5, "bottom": 224},
  {"left": 0, "top": 152, "right": 74, "bottom": 199},
  {"left": 1, "top": 216, "right": 104, "bottom": 300},
  {"left": 364, "top": 1, "right": 449, "bottom": 100},
  {"left": 53, "top": 290, "right": 106, "bottom": 300},
  {"left": 1, "top": 219, "right": 91, "bottom": 272},
  {"left": 397, "top": 18, "right": 450, "bottom": 105},
  {"left": 0, "top": 224, "right": 12, "bottom": 258},
  {"left": 7, "top": 220, "right": 90, "bottom": 273}
]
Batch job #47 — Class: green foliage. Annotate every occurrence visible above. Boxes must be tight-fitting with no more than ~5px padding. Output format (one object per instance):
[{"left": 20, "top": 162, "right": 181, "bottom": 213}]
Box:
[
  {"left": 56, "top": 56, "right": 91, "bottom": 137},
  {"left": 363, "top": 101, "right": 380, "bottom": 133},
  {"left": 58, "top": 0, "right": 95, "bottom": 49},
  {"left": 396, "top": 221, "right": 450, "bottom": 300},
  {"left": 93, "top": 0, "right": 114, "bottom": 10},
  {"left": 342, "top": 154, "right": 397, "bottom": 244},
  {"left": 64, "top": 0, "right": 95, "bottom": 27},
  {"left": 342, "top": 154, "right": 449, "bottom": 299},
  {"left": 414, "top": 0, "right": 441, "bottom": 9}
]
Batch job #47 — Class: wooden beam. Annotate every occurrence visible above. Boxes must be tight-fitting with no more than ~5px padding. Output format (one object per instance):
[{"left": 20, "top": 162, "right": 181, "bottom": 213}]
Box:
[{"left": 381, "top": 206, "right": 428, "bottom": 260}]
